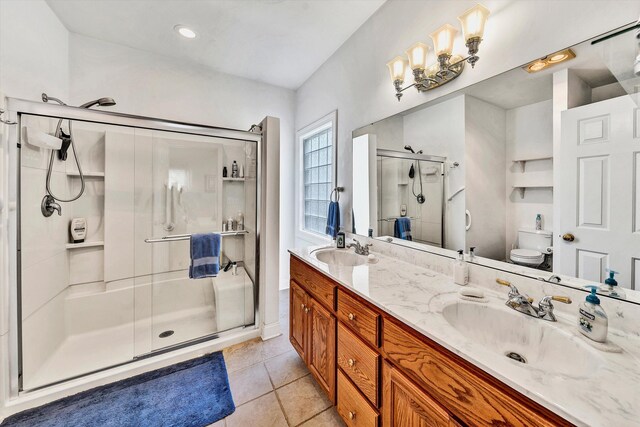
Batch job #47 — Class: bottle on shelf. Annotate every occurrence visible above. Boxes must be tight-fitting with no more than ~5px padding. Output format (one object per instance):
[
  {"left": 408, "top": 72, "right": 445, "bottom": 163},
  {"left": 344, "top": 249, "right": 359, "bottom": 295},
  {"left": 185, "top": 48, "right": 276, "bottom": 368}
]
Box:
[
  {"left": 236, "top": 211, "right": 244, "bottom": 231},
  {"left": 231, "top": 161, "right": 238, "bottom": 178},
  {"left": 222, "top": 166, "right": 228, "bottom": 178}
]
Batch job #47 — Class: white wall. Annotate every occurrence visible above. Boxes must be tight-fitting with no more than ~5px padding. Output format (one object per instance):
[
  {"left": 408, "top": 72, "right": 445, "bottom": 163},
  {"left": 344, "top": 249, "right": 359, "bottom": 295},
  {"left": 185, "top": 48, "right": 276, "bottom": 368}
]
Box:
[
  {"left": 505, "top": 99, "right": 553, "bottom": 257},
  {"left": 295, "top": 0, "right": 640, "bottom": 234},
  {"left": 465, "top": 96, "right": 506, "bottom": 260}
]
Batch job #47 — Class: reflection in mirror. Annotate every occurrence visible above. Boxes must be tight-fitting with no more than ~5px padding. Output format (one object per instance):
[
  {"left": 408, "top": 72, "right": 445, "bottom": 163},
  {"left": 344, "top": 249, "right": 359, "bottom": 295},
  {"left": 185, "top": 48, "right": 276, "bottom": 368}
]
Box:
[{"left": 351, "top": 22, "right": 640, "bottom": 303}]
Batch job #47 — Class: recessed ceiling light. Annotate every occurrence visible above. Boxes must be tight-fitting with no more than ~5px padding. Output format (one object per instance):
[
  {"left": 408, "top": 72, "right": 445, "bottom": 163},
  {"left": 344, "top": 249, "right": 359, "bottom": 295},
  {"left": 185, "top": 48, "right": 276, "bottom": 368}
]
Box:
[
  {"left": 522, "top": 49, "right": 576, "bottom": 73},
  {"left": 174, "top": 25, "right": 196, "bottom": 39}
]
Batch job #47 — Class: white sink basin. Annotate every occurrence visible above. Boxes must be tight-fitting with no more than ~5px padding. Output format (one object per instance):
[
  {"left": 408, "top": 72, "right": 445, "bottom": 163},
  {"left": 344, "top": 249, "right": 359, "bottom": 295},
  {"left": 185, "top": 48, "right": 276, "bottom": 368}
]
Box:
[
  {"left": 441, "top": 302, "right": 602, "bottom": 378},
  {"left": 312, "top": 248, "right": 367, "bottom": 267}
]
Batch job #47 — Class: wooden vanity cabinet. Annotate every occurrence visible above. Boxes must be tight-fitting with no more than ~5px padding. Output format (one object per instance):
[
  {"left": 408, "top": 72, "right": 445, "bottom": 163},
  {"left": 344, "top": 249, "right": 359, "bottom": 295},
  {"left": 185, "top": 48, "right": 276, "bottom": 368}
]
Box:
[{"left": 289, "top": 255, "right": 573, "bottom": 427}]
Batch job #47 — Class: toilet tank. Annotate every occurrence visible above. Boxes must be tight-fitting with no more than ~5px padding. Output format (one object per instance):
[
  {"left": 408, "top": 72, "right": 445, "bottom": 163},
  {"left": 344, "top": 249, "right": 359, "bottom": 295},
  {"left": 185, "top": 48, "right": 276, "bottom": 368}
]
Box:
[{"left": 518, "top": 228, "right": 552, "bottom": 252}]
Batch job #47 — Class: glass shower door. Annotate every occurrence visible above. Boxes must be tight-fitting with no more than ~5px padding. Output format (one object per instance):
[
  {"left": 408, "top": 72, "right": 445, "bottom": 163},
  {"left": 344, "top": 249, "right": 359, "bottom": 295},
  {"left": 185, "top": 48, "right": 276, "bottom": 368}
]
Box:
[{"left": 133, "top": 130, "right": 257, "bottom": 355}]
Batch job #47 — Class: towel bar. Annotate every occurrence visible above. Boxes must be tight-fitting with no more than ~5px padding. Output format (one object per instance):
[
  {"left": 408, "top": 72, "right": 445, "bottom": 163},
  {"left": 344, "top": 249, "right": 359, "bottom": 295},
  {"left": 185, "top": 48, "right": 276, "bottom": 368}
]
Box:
[{"left": 145, "top": 230, "right": 248, "bottom": 243}]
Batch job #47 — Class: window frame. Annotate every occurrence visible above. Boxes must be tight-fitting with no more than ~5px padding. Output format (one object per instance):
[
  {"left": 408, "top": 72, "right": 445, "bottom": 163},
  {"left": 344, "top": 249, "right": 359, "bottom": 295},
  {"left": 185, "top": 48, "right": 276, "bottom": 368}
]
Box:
[{"left": 295, "top": 110, "right": 338, "bottom": 245}]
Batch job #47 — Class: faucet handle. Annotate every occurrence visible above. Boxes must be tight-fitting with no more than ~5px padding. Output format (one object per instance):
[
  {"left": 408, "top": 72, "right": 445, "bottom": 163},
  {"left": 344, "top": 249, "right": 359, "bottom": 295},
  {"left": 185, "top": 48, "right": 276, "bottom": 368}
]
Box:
[
  {"left": 540, "top": 295, "right": 572, "bottom": 305},
  {"left": 496, "top": 279, "right": 533, "bottom": 302}
]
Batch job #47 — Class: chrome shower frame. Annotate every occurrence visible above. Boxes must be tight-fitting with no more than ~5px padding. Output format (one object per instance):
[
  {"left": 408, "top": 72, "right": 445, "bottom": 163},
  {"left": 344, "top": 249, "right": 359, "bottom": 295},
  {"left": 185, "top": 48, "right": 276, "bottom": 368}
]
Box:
[
  {"left": 376, "top": 149, "right": 446, "bottom": 247},
  {"left": 5, "top": 97, "right": 263, "bottom": 395}
]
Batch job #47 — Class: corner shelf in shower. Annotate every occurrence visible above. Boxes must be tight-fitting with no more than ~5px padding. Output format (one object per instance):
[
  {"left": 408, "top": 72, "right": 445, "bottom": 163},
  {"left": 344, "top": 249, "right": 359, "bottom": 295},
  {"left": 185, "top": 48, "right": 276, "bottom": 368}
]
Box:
[
  {"left": 222, "top": 177, "right": 245, "bottom": 182},
  {"left": 66, "top": 171, "right": 105, "bottom": 178},
  {"left": 66, "top": 241, "right": 104, "bottom": 249}
]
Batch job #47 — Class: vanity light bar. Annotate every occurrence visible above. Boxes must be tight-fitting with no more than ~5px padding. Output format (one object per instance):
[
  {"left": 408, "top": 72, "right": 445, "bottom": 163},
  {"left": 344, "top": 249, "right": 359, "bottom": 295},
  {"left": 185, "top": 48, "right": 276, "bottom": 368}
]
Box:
[{"left": 522, "top": 48, "right": 576, "bottom": 73}]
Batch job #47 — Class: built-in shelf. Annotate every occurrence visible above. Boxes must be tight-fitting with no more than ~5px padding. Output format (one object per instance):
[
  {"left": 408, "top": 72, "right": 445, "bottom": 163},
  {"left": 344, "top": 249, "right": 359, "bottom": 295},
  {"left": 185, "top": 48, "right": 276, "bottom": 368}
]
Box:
[
  {"left": 512, "top": 156, "right": 553, "bottom": 172},
  {"left": 222, "top": 177, "right": 245, "bottom": 182},
  {"left": 66, "top": 241, "right": 104, "bottom": 249},
  {"left": 67, "top": 171, "right": 105, "bottom": 178},
  {"left": 512, "top": 185, "right": 553, "bottom": 199}
]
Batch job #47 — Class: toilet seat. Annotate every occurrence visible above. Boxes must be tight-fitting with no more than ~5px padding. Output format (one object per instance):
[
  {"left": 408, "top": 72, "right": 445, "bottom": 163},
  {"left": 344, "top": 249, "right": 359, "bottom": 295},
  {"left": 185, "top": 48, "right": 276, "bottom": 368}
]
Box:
[{"left": 509, "top": 248, "right": 545, "bottom": 267}]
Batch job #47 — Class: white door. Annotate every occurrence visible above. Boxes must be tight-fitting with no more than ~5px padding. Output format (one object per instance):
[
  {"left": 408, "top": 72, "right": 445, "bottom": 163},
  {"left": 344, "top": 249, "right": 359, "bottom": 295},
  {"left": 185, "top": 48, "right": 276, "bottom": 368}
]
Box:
[{"left": 557, "top": 94, "right": 640, "bottom": 289}]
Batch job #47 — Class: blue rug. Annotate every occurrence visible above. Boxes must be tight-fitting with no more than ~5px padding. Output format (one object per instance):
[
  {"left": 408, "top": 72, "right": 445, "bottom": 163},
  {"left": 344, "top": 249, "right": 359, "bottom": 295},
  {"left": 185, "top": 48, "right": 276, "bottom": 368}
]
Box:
[{"left": 1, "top": 352, "right": 235, "bottom": 427}]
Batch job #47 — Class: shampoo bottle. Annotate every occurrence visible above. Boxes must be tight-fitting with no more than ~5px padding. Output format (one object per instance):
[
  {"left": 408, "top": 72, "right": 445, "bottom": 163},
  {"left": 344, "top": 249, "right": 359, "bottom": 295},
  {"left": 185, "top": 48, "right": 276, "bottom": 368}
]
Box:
[
  {"left": 453, "top": 250, "right": 469, "bottom": 286},
  {"left": 535, "top": 214, "right": 542, "bottom": 231},
  {"left": 578, "top": 287, "right": 608, "bottom": 343}
]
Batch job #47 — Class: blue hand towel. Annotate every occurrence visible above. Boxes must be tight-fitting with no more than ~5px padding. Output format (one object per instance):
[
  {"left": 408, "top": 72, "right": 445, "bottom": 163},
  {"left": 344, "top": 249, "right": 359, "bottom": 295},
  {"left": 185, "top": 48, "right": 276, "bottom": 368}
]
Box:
[
  {"left": 326, "top": 201, "right": 340, "bottom": 239},
  {"left": 394, "top": 217, "right": 412, "bottom": 241},
  {"left": 189, "top": 233, "right": 221, "bottom": 279}
]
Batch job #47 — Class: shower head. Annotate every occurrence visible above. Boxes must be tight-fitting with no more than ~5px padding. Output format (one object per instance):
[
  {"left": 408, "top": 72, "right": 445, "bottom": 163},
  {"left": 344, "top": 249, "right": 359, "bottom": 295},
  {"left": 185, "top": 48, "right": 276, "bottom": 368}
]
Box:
[
  {"left": 41, "top": 93, "right": 67, "bottom": 106},
  {"left": 404, "top": 145, "right": 415, "bottom": 153},
  {"left": 78, "top": 97, "right": 116, "bottom": 109}
]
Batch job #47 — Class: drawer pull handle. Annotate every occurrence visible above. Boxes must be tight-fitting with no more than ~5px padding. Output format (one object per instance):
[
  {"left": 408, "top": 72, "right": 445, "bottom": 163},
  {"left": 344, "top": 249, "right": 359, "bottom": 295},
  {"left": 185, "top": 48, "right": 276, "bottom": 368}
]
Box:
[
  {"left": 347, "top": 313, "right": 356, "bottom": 321},
  {"left": 348, "top": 411, "right": 356, "bottom": 420},
  {"left": 300, "top": 303, "right": 305, "bottom": 309},
  {"left": 347, "top": 358, "right": 356, "bottom": 367},
  {"left": 304, "top": 307, "right": 310, "bottom": 314}
]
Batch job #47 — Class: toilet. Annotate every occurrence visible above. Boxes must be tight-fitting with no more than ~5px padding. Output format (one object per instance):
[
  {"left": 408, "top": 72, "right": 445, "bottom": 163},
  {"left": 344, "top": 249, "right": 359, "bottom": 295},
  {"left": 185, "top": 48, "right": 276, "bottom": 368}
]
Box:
[{"left": 510, "top": 228, "right": 553, "bottom": 268}]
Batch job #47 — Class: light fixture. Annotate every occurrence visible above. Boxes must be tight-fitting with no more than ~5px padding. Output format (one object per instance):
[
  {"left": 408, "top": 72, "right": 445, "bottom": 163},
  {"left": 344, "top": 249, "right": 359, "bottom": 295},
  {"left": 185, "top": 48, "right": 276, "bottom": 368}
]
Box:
[
  {"left": 522, "top": 48, "right": 576, "bottom": 73},
  {"left": 387, "top": 3, "right": 490, "bottom": 101},
  {"left": 174, "top": 25, "right": 197, "bottom": 39}
]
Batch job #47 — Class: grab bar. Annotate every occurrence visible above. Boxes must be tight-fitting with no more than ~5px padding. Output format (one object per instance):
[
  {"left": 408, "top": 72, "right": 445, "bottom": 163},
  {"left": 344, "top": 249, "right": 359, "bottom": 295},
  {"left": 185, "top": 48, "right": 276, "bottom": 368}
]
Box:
[{"left": 144, "top": 230, "right": 248, "bottom": 243}]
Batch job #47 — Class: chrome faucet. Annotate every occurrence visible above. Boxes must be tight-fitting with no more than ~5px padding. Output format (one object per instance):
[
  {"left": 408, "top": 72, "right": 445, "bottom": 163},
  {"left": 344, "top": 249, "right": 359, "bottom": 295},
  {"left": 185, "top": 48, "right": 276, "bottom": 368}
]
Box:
[
  {"left": 496, "top": 279, "right": 571, "bottom": 322},
  {"left": 347, "top": 239, "right": 372, "bottom": 256},
  {"left": 41, "top": 195, "right": 62, "bottom": 217}
]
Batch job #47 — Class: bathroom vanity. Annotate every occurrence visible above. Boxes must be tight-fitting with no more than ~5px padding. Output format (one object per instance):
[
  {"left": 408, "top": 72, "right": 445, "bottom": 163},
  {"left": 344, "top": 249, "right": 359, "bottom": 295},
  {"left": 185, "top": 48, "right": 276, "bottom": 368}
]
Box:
[{"left": 288, "top": 247, "right": 640, "bottom": 427}]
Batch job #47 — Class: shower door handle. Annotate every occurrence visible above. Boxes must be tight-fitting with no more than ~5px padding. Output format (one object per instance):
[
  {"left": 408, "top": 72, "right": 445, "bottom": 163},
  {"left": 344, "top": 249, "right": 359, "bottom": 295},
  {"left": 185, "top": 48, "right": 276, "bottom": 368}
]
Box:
[{"left": 465, "top": 210, "right": 471, "bottom": 231}]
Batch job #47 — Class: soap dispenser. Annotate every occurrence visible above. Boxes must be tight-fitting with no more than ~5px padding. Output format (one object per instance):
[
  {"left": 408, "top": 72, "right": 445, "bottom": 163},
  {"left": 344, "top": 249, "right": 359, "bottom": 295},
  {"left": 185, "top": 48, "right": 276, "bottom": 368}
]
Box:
[
  {"left": 599, "top": 269, "right": 625, "bottom": 299},
  {"left": 453, "top": 250, "right": 469, "bottom": 286},
  {"left": 578, "top": 287, "right": 608, "bottom": 343}
]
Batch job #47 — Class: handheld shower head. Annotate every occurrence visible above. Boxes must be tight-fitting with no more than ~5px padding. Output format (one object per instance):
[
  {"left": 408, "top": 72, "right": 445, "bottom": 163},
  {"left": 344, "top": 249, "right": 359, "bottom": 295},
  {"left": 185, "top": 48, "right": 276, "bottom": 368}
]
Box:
[
  {"left": 404, "top": 145, "right": 415, "bottom": 153},
  {"left": 78, "top": 97, "right": 116, "bottom": 109},
  {"left": 41, "top": 93, "right": 66, "bottom": 106}
]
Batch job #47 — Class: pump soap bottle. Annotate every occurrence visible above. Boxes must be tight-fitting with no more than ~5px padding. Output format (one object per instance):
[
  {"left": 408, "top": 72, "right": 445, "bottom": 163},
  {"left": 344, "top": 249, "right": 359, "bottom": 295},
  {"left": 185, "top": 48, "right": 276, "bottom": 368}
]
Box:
[
  {"left": 453, "top": 250, "right": 469, "bottom": 286},
  {"left": 599, "top": 269, "right": 625, "bottom": 299},
  {"left": 578, "top": 287, "right": 608, "bottom": 343}
]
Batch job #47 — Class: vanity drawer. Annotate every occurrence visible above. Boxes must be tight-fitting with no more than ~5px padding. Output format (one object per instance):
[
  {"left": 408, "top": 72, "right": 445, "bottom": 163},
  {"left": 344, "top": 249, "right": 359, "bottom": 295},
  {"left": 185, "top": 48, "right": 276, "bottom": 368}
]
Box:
[
  {"left": 337, "top": 289, "right": 379, "bottom": 347},
  {"left": 382, "top": 318, "right": 572, "bottom": 427},
  {"left": 337, "top": 323, "right": 380, "bottom": 407},
  {"left": 290, "top": 256, "right": 336, "bottom": 310},
  {"left": 337, "top": 370, "right": 379, "bottom": 427}
]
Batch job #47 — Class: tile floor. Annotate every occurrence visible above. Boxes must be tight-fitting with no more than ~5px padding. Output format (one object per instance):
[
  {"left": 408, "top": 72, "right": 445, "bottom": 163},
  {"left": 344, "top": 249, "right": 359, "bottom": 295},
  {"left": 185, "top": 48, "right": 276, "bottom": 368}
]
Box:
[{"left": 212, "top": 289, "right": 345, "bottom": 427}]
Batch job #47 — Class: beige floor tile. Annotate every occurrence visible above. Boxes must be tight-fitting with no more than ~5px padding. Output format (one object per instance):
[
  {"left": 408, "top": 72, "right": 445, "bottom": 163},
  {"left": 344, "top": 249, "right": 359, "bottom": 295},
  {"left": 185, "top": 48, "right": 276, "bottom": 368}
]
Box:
[
  {"left": 262, "top": 332, "right": 294, "bottom": 360},
  {"left": 228, "top": 362, "right": 273, "bottom": 406},
  {"left": 276, "top": 375, "right": 332, "bottom": 426},
  {"left": 223, "top": 337, "right": 264, "bottom": 373},
  {"left": 226, "top": 392, "right": 288, "bottom": 427},
  {"left": 299, "top": 407, "right": 346, "bottom": 427},
  {"left": 264, "top": 350, "right": 309, "bottom": 388}
]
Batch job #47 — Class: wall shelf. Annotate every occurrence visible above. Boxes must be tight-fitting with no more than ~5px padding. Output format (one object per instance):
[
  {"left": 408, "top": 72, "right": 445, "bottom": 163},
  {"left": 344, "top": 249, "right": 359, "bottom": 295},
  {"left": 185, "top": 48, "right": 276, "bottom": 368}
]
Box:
[
  {"left": 512, "top": 185, "right": 553, "bottom": 199},
  {"left": 222, "top": 177, "right": 245, "bottom": 182},
  {"left": 512, "top": 156, "right": 553, "bottom": 172},
  {"left": 66, "top": 241, "right": 104, "bottom": 249}
]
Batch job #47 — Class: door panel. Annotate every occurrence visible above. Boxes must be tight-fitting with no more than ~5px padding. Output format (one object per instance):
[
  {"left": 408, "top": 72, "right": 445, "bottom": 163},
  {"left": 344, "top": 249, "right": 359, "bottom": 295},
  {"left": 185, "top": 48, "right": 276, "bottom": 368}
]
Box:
[
  {"left": 290, "top": 281, "right": 308, "bottom": 360},
  {"left": 308, "top": 297, "right": 336, "bottom": 403},
  {"left": 577, "top": 249, "right": 609, "bottom": 282},
  {"left": 578, "top": 156, "right": 608, "bottom": 228}
]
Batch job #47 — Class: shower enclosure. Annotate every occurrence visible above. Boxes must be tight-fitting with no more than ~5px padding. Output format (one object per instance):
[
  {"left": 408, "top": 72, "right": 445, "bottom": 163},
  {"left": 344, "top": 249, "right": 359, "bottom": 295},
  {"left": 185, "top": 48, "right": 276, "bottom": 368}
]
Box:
[
  {"left": 376, "top": 150, "right": 445, "bottom": 247},
  {"left": 12, "top": 99, "right": 260, "bottom": 391}
]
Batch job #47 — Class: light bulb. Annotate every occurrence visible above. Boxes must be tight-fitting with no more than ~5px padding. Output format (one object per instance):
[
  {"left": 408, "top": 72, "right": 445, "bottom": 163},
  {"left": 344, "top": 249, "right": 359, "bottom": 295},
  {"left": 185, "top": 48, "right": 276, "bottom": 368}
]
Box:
[
  {"left": 405, "top": 42, "right": 430, "bottom": 71},
  {"left": 386, "top": 56, "right": 408, "bottom": 82}
]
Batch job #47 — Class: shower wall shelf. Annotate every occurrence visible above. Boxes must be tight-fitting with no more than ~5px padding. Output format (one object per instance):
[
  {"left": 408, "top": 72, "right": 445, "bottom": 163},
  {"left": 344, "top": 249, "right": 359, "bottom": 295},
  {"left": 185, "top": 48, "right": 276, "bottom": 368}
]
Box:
[
  {"left": 66, "top": 241, "right": 104, "bottom": 249},
  {"left": 222, "top": 177, "right": 245, "bottom": 182},
  {"left": 66, "top": 171, "right": 105, "bottom": 178},
  {"left": 512, "top": 156, "right": 552, "bottom": 172},
  {"left": 512, "top": 185, "right": 553, "bottom": 199}
]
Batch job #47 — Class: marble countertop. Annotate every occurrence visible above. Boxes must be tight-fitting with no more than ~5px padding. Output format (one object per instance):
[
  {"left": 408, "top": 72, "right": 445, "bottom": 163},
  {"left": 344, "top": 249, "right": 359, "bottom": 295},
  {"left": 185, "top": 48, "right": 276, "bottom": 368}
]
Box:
[{"left": 289, "top": 247, "right": 640, "bottom": 427}]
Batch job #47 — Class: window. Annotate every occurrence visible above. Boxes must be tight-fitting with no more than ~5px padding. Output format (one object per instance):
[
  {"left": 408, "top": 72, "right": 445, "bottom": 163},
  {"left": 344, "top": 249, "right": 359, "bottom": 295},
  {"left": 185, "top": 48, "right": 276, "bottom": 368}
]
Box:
[{"left": 296, "top": 111, "right": 337, "bottom": 241}]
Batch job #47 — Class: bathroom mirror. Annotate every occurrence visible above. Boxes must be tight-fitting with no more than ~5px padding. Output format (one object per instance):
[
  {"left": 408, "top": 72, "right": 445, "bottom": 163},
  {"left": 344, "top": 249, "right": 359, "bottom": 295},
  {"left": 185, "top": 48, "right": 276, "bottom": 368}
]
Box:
[{"left": 351, "top": 22, "right": 640, "bottom": 303}]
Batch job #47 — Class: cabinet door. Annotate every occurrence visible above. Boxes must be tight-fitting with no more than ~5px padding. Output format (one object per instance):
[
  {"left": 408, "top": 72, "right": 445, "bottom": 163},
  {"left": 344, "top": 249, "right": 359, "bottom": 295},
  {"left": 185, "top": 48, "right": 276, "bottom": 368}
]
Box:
[
  {"left": 308, "top": 296, "right": 337, "bottom": 403},
  {"left": 290, "top": 281, "right": 308, "bottom": 361},
  {"left": 383, "top": 362, "right": 451, "bottom": 427}
]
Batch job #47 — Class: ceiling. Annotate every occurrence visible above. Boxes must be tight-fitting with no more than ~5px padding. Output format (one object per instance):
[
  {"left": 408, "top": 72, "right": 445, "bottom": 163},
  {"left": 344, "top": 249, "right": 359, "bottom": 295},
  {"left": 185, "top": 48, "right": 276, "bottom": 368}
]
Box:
[{"left": 46, "top": 0, "right": 386, "bottom": 90}]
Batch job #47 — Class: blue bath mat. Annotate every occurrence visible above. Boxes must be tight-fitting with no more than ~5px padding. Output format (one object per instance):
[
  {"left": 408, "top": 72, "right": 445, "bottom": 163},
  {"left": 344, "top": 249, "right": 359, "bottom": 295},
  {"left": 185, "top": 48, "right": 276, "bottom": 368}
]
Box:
[{"left": 1, "top": 352, "right": 235, "bottom": 427}]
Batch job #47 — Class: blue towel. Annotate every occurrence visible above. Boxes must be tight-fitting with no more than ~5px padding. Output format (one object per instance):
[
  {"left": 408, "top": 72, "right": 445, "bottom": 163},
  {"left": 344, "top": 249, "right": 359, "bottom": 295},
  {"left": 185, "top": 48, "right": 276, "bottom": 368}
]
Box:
[
  {"left": 394, "top": 217, "right": 412, "bottom": 241},
  {"left": 189, "top": 233, "right": 221, "bottom": 279},
  {"left": 325, "top": 201, "right": 340, "bottom": 239}
]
